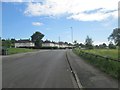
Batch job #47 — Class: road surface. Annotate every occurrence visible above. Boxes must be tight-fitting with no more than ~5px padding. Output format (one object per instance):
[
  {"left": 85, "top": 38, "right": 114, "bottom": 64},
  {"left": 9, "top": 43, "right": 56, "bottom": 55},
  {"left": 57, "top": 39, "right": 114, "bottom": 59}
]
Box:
[{"left": 2, "top": 50, "right": 118, "bottom": 88}]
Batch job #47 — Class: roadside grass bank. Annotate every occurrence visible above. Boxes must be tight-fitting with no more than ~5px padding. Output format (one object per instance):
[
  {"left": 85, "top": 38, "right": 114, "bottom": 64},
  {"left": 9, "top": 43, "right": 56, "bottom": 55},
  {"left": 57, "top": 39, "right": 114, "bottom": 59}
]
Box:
[
  {"left": 79, "top": 49, "right": 118, "bottom": 59},
  {"left": 73, "top": 48, "right": 120, "bottom": 79},
  {"left": 7, "top": 48, "right": 36, "bottom": 55}
]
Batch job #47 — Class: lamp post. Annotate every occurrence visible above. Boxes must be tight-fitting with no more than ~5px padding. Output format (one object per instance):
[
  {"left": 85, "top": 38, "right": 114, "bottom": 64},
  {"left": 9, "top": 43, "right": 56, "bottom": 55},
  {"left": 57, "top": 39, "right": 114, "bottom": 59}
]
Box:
[
  {"left": 70, "top": 27, "right": 73, "bottom": 44},
  {"left": 70, "top": 27, "right": 73, "bottom": 49}
]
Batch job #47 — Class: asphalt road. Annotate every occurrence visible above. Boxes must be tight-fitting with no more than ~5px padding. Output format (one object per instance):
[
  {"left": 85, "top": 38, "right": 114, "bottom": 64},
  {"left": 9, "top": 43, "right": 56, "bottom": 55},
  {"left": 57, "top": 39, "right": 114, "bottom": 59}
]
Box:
[
  {"left": 2, "top": 50, "right": 119, "bottom": 88},
  {"left": 2, "top": 50, "right": 77, "bottom": 88}
]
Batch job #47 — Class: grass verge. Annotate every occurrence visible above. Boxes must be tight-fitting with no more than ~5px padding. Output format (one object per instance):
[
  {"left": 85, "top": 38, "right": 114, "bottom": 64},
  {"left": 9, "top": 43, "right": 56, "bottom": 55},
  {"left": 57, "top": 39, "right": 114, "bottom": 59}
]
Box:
[
  {"left": 73, "top": 48, "right": 120, "bottom": 79},
  {"left": 80, "top": 49, "right": 118, "bottom": 60},
  {"left": 7, "top": 48, "right": 36, "bottom": 55}
]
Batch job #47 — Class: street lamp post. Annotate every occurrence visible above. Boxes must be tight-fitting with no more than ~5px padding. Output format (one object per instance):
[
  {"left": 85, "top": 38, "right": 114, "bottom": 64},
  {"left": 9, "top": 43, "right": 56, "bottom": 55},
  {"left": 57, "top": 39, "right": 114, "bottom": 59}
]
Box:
[
  {"left": 70, "top": 27, "right": 73, "bottom": 44},
  {"left": 70, "top": 27, "right": 74, "bottom": 49}
]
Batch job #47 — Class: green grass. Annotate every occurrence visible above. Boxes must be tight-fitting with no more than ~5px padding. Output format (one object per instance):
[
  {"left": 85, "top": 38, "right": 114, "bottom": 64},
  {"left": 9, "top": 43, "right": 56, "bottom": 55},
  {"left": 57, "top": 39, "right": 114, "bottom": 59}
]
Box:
[
  {"left": 73, "top": 48, "right": 120, "bottom": 79},
  {"left": 7, "top": 48, "right": 35, "bottom": 55},
  {"left": 80, "top": 49, "right": 118, "bottom": 59}
]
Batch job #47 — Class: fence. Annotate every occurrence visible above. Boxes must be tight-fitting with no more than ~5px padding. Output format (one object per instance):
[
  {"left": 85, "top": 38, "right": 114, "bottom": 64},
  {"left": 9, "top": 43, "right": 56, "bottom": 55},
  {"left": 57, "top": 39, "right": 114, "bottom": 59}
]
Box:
[{"left": 73, "top": 49, "right": 120, "bottom": 78}]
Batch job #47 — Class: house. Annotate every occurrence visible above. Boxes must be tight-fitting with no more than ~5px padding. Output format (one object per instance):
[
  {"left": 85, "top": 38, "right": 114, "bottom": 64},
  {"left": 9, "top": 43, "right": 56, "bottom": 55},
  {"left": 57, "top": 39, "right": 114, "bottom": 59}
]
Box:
[
  {"left": 42, "top": 40, "right": 55, "bottom": 47},
  {"left": 15, "top": 39, "right": 73, "bottom": 49},
  {"left": 54, "top": 42, "right": 59, "bottom": 47},
  {"left": 15, "top": 39, "right": 35, "bottom": 48},
  {"left": 42, "top": 40, "right": 73, "bottom": 48}
]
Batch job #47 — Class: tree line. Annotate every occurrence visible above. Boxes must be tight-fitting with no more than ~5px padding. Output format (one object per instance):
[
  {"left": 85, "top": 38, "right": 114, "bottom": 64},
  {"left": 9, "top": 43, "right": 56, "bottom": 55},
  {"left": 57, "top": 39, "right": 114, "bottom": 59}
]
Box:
[
  {"left": 1, "top": 31, "right": 44, "bottom": 48},
  {"left": 1, "top": 28, "right": 120, "bottom": 49},
  {"left": 74, "top": 28, "right": 120, "bottom": 49}
]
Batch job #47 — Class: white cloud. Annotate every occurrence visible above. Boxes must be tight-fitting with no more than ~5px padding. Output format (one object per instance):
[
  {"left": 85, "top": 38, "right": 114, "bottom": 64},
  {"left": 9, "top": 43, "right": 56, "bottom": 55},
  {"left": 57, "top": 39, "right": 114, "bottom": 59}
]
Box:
[
  {"left": 93, "top": 41, "right": 109, "bottom": 45},
  {"left": 32, "top": 22, "right": 43, "bottom": 26},
  {"left": 1, "top": 0, "right": 24, "bottom": 2},
  {"left": 67, "top": 12, "right": 109, "bottom": 21},
  {"left": 2, "top": 0, "right": 119, "bottom": 21},
  {"left": 24, "top": 0, "right": 119, "bottom": 21},
  {"left": 0, "top": 0, "right": 35, "bottom": 2}
]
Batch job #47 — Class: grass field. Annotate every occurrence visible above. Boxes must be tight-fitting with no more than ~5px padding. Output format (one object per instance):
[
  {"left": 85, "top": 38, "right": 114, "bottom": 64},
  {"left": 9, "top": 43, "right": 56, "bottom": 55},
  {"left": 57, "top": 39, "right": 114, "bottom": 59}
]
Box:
[
  {"left": 73, "top": 48, "right": 120, "bottom": 78},
  {"left": 80, "top": 49, "right": 118, "bottom": 59},
  {"left": 7, "top": 48, "right": 35, "bottom": 55}
]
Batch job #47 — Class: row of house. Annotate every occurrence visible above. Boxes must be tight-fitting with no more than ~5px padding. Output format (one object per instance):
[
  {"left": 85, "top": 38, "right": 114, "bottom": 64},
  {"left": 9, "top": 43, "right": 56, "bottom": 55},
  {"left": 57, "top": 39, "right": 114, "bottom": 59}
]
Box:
[
  {"left": 15, "top": 39, "right": 35, "bottom": 48},
  {"left": 15, "top": 39, "right": 73, "bottom": 48}
]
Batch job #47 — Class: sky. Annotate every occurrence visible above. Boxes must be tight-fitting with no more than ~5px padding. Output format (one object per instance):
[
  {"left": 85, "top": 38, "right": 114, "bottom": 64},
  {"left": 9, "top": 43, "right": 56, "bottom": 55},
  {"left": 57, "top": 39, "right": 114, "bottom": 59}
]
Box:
[{"left": 1, "top": 0, "right": 119, "bottom": 45}]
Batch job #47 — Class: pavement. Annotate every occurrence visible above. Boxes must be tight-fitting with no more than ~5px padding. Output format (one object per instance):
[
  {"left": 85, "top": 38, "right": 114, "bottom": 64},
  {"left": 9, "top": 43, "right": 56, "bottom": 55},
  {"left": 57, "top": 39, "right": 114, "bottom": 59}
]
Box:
[
  {"left": 67, "top": 50, "right": 118, "bottom": 88},
  {"left": 2, "top": 49, "right": 119, "bottom": 88}
]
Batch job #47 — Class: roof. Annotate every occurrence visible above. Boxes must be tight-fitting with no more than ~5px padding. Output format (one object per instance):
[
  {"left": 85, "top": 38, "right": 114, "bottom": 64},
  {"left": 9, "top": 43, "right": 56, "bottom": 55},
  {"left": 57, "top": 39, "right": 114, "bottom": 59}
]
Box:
[
  {"left": 44, "top": 40, "right": 51, "bottom": 43},
  {"left": 42, "top": 40, "right": 73, "bottom": 46},
  {"left": 15, "top": 39, "right": 33, "bottom": 43}
]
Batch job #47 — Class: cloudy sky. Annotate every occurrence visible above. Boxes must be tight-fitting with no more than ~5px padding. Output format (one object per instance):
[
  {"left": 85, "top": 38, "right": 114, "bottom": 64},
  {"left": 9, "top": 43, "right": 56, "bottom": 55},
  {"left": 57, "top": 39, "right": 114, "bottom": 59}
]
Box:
[{"left": 1, "top": 0, "right": 119, "bottom": 45}]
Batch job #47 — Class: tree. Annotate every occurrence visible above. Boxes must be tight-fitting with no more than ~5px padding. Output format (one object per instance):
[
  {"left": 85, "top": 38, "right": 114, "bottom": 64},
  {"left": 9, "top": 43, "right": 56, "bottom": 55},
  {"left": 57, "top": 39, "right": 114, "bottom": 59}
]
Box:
[
  {"left": 31, "top": 31, "right": 44, "bottom": 48},
  {"left": 102, "top": 43, "right": 107, "bottom": 48},
  {"left": 11, "top": 38, "right": 16, "bottom": 47},
  {"left": 73, "top": 40, "right": 79, "bottom": 47},
  {"left": 99, "top": 43, "right": 107, "bottom": 49},
  {"left": 2, "top": 39, "right": 12, "bottom": 48},
  {"left": 74, "top": 40, "right": 77, "bottom": 44},
  {"left": 108, "top": 42, "right": 116, "bottom": 49},
  {"left": 85, "top": 36, "right": 93, "bottom": 49},
  {"left": 79, "top": 43, "right": 84, "bottom": 48},
  {"left": 11, "top": 38, "right": 16, "bottom": 43},
  {"left": 108, "top": 28, "right": 120, "bottom": 46},
  {"left": 65, "top": 42, "right": 68, "bottom": 44},
  {"left": 95, "top": 45, "right": 99, "bottom": 49}
]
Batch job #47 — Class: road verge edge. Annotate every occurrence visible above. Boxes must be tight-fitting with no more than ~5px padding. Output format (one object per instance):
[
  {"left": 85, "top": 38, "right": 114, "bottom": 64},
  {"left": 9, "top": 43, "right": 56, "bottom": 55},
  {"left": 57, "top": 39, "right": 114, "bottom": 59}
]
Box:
[{"left": 66, "top": 51, "right": 83, "bottom": 89}]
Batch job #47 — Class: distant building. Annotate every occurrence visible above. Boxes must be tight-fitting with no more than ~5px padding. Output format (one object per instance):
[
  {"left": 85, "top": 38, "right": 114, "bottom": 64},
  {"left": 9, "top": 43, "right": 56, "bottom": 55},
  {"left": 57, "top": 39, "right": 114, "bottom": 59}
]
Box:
[
  {"left": 42, "top": 40, "right": 55, "bottom": 47},
  {"left": 15, "top": 39, "right": 35, "bottom": 48},
  {"left": 42, "top": 40, "right": 73, "bottom": 48},
  {"left": 15, "top": 39, "right": 73, "bottom": 49},
  {"left": 54, "top": 42, "right": 59, "bottom": 47}
]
